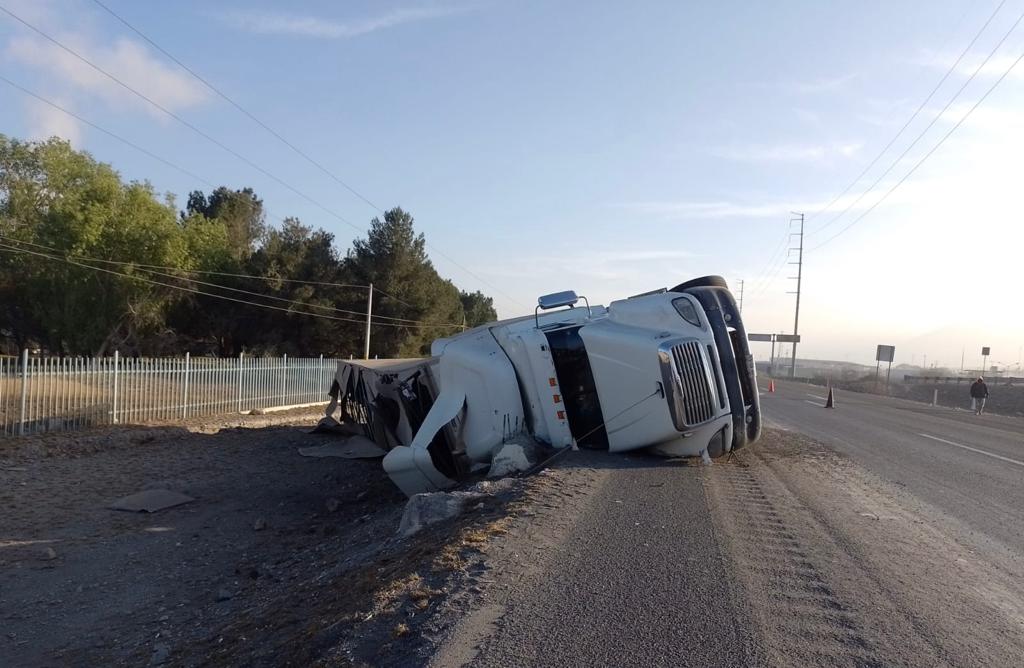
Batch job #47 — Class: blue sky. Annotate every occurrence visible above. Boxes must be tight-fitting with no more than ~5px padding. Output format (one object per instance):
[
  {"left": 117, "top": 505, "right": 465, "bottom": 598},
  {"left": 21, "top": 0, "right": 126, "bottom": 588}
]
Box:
[{"left": 2, "top": 0, "right": 1023, "bottom": 369}]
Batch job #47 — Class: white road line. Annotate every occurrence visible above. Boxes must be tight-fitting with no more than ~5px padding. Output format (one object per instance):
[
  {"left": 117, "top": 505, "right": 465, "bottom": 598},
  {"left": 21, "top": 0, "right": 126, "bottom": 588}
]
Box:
[
  {"left": 804, "top": 400, "right": 824, "bottom": 407},
  {"left": 806, "top": 393, "right": 827, "bottom": 400},
  {"left": 918, "top": 433, "right": 1024, "bottom": 468}
]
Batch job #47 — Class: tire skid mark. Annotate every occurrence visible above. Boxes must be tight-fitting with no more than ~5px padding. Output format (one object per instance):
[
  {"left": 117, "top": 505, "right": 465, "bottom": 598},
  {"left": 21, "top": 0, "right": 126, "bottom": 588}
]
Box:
[{"left": 709, "top": 460, "right": 884, "bottom": 668}]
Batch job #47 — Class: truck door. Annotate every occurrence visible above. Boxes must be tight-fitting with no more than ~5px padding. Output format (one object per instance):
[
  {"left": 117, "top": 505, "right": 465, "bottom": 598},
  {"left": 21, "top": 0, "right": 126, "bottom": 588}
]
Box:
[{"left": 544, "top": 326, "right": 609, "bottom": 449}]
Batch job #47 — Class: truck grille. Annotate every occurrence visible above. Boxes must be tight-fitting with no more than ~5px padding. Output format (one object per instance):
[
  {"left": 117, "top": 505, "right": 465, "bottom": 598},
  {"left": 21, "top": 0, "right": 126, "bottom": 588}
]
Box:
[{"left": 669, "top": 340, "right": 717, "bottom": 427}]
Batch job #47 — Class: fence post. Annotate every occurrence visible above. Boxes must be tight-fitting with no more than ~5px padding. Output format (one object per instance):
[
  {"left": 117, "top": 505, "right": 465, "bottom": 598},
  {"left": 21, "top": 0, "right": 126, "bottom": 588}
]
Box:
[
  {"left": 237, "top": 352, "right": 244, "bottom": 413},
  {"left": 182, "top": 351, "right": 191, "bottom": 420},
  {"left": 281, "top": 353, "right": 288, "bottom": 405},
  {"left": 18, "top": 349, "right": 28, "bottom": 436},
  {"left": 112, "top": 350, "right": 120, "bottom": 424},
  {"left": 319, "top": 354, "right": 324, "bottom": 397}
]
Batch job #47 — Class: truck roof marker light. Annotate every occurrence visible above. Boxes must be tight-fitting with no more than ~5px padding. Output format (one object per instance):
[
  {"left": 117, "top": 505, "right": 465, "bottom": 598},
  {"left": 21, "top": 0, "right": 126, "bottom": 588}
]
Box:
[
  {"left": 549, "top": 377, "right": 557, "bottom": 386},
  {"left": 553, "top": 394, "right": 561, "bottom": 403},
  {"left": 557, "top": 410, "right": 566, "bottom": 420},
  {"left": 535, "top": 290, "right": 591, "bottom": 327}
]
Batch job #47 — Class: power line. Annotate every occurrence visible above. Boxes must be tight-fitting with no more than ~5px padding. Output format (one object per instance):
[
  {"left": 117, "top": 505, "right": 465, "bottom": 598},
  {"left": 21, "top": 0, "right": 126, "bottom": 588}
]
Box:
[
  {"left": 811, "top": 44, "right": 1024, "bottom": 251},
  {"left": 0, "top": 74, "right": 319, "bottom": 241},
  {"left": 746, "top": 224, "right": 791, "bottom": 297},
  {"left": 0, "top": 78, "right": 472, "bottom": 321},
  {"left": 807, "top": 0, "right": 1009, "bottom": 227},
  {"left": 810, "top": 4, "right": 1024, "bottom": 239},
  {"left": 0, "top": 241, "right": 463, "bottom": 331},
  {"left": 0, "top": 78, "right": 385, "bottom": 299},
  {"left": 0, "top": 74, "right": 215, "bottom": 188},
  {"left": 0, "top": 2, "right": 528, "bottom": 311},
  {"left": 88, "top": 0, "right": 383, "bottom": 215},
  {"left": 0, "top": 4, "right": 369, "bottom": 235},
  {"left": 0, "top": 235, "right": 461, "bottom": 326}
]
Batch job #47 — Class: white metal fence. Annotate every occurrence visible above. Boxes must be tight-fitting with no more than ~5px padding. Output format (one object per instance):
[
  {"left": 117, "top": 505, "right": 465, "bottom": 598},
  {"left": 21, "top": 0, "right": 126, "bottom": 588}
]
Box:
[{"left": 0, "top": 352, "right": 340, "bottom": 437}]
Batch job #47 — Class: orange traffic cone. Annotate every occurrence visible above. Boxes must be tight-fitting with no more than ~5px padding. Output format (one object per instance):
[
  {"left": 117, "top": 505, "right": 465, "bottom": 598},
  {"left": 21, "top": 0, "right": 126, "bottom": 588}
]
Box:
[
  {"left": 767, "top": 379, "right": 776, "bottom": 393},
  {"left": 825, "top": 386, "right": 835, "bottom": 408}
]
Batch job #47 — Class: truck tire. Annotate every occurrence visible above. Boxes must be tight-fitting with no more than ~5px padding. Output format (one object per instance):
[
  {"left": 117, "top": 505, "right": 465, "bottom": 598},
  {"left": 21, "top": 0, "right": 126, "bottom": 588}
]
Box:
[{"left": 669, "top": 275, "right": 729, "bottom": 292}]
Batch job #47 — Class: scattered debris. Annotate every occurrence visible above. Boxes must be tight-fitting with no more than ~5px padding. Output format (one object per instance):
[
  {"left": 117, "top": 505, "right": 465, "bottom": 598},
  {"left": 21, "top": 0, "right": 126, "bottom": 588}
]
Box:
[
  {"left": 252, "top": 517, "right": 267, "bottom": 531},
  {"left": 308, "top": 416, "right": 365, "bottom": 436},
  {"left": 860, "top": 512, "right": 880, "bottom": 520},
  {"left": 298, "top": 436, "right": 386, "bottom": 459},
  {"left": 39, "top": 547, "right": 57, "bottom": 561},
  {"left": 108, "top": 489, "right": 194, "bottom": 513},
  {"left": 215, "top": 588, "right": 234, "bottom": 602}
]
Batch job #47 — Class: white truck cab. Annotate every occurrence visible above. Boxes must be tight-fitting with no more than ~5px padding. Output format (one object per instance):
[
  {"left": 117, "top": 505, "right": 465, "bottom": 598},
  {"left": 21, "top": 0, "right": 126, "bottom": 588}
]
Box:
[{"left": 329, "top": 276, "right": 761, "bottom": 496}]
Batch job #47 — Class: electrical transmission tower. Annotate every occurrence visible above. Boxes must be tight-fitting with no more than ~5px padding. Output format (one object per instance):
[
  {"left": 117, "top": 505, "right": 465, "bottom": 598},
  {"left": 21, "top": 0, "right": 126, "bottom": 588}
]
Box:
[{"left": 787, "top": 213, "right": 804, "bottom": 378}]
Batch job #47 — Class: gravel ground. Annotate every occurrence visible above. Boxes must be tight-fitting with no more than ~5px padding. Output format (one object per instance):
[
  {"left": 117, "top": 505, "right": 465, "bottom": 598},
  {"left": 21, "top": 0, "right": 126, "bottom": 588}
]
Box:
[
  {"left": 0, "top": 410, "right": 528, "bottom": 667},
  {"left": 9, "top": 415, "right": 1020, "bottom": 667}
]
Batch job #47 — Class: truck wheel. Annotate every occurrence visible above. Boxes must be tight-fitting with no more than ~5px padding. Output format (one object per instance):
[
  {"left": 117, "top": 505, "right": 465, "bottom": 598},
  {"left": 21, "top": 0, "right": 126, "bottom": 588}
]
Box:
[{"left": 669, "top": 275, "right": 729, "bottom": 292}]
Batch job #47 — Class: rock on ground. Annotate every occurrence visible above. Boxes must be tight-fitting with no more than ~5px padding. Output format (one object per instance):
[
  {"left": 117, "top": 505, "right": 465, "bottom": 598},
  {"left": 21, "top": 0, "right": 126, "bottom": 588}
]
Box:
[{"left": 398, "top": 491, "right": 486, "bottom": 538}]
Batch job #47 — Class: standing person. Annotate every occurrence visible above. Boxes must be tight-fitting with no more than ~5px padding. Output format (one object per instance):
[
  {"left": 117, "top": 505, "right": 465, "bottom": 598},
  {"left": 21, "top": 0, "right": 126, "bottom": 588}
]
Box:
[{"left": 970, "top": 376, "right": 989, "bottom": 415}]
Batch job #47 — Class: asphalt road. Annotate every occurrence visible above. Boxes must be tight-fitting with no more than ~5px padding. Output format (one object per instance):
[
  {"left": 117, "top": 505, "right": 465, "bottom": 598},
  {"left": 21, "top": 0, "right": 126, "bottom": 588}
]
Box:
[
  {"left": 761, "top": 379, "right": 1024, "bottom": 553},
  {"left": 432, "top": 453, "right": 763, "bottom": 668},
  {"left": 433, "top": 381, "right": 1024, "bottom": 667}
]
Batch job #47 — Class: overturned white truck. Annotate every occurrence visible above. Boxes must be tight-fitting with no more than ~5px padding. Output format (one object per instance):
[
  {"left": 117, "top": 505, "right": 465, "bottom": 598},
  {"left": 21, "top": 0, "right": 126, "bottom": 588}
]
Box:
[{"left": 325, "top": 276, "right": 761, "bottom": 496}]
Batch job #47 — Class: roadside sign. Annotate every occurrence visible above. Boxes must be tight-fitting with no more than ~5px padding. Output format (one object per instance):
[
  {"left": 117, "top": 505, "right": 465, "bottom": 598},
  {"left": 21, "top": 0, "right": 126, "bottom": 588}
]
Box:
[
  {"left": 982, "top": 346, "right": 991, "bottom": 356},
  {"left": 776, "top": 334, "right": 801, "bottom": 343},
  {"left": 748, "top": 333, "right": 773, "bottom": 342},
  {"left": 876, "top": 345, "right": 895, "bottom": 363}
]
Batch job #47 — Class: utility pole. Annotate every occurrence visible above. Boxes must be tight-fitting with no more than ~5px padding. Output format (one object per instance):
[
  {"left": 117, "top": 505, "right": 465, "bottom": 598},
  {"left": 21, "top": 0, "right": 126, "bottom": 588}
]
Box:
[
  {"left": 786, "top": 213, "right": 804, "bottom": 378},
  {"left": 363, "top": 283, "right": 373, "bottom": 360},
  {"left": 738, "top": 279, "right": 745, "bottom": 313}
]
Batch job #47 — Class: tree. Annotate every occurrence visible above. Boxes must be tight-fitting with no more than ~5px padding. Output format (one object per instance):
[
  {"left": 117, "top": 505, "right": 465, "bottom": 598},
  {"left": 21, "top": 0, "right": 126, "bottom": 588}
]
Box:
[
  {"left": 0, "top": 135, "right": 188, "bottom": 355},
  {"left": 460, "top": 290, "right": 497, "bottom": 327},
  {"left": 344, "top": 207, "right": 464, "bottom": 357},
  {"left": 1, "top": 134, "right": 497, "bottom": 359},
  {"left": 185, "top": 187, "right": 265, "bottom": 260},
  {"left": 243, "top": 218, "right": 354, "bottom": 355}
]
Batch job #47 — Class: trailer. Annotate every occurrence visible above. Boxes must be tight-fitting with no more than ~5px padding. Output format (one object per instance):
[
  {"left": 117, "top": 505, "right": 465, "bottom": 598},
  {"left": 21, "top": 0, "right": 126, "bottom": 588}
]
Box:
[{"left": 324, "top": 276, "right": 761, "bottom": 496}]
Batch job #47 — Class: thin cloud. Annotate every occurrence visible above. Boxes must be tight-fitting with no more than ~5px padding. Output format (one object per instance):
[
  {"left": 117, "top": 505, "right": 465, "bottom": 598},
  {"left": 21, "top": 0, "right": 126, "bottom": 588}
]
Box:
[
  {"left": 6, "top": 34, "right": 209, "bottom": 118},
  {"left": 483, "top": 248, "right": 699, "bottom": 282},
  {"left": 23, "top": 95, "right": 82, "bottom": 144},
  {"left": 216, "top": 6, "right": 465, "bottom": 39},
  {"left": 914, "top": 48, "right": 1024, "bottom": 81},
  {"left": 793, "top": 107, "right": 821, "bottom": 124},
  {"left": 709, "top": 142, "right": 862, "bottom": 163},
  {"left": 791, "top": 72, "right": 859, "bottom": 93},
  {"left": 617, "top": 192, "right": 883, "bottom": 221}
]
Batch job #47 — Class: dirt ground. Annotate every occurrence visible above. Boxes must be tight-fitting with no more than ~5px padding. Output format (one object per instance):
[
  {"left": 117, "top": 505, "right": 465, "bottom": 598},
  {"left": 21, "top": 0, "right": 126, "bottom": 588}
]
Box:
[{"left": 0, "top": 410, "right": 526, "bottom": 667}]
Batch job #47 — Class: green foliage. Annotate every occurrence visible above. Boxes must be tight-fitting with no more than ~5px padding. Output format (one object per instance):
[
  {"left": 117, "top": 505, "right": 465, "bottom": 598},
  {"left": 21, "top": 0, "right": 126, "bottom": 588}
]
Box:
[
  {"left": 0, "top": 135, "right": 495, "bottom": 358},
  {"left": 460, "top": 290, "right": 498, "bottom": 328},
  {"left": 185, "top": 187, "right": 265, "bottom": 260},
  {"left": 345, "top": 208, "right": 465, "bottom": 357},
  {"left": 1, "top": 136, "right": 185, "bottom": 354}
]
